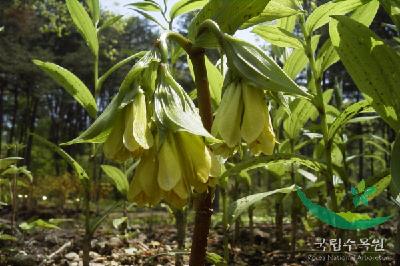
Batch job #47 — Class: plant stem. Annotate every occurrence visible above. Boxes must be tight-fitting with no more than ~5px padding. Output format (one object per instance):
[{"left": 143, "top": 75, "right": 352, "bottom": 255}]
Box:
[
  {"left": 189, "top": 48, "right": 213, "bottom": 266},
  {"left": 290, "top": 140, "right": 297, "bottom": 257},
  {"left": 174, "top": 208, "right": 187, "bottom": 266},
  {"left": 82, "top": 179, "right": 91, "bottom": 266},
  {"left": 221, "top": 187, "right": 229, "bottom": 263},
  {"left": 300, "top": 16, "right": 338, "bottom": 211}
]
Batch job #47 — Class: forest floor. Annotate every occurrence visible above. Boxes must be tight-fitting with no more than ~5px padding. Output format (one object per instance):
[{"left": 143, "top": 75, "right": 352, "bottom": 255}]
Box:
[{"left": 0, "top": 208, "right": 396, "bottom": 266}]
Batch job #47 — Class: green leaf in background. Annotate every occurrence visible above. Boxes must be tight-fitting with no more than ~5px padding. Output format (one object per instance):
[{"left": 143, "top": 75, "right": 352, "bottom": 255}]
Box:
[
  {"left": 0, "top": 157, "right": 23, "bottom": 172},
  {"left": 297, "top": 188, "right": 391, "bottom": 229},
  {"left": 206, "top": 252, "right": 227, "bottom": 266},
  {"left": 221, "top": 154, "right": 326, "bottom": 179},
  {"left": 33, "top": 60, "right": 97, "bottom": 118},
  {"left": 101, "top": 165, "right": 129, "bottom": 197},
  {"left": 188, "top": 0, "right": 271, "bottom": 47},
  {"left": 86, "top": 0, "right": 100, "bottom": 25},
  {"left": 130, "top": 8, "right": 167, "bottom": 30},
  {"left": 112, "top": 217, "right": 128, "bottom": 229},
  {"left": 223, "top": 35, "right": 310, "bottom": 98},
  {"left": 328, "top": 100, "right": 371, "bottom": 141},
  {"left": 252, "top": 25, "right": 303, "bottom": 49},
  {"left": 170, "top": 0, "right": 209, "bottom": 20},
  {"left": 0, "top": 234, "right": 17, "bottom": 242},
  {"left": 128, "top": 1, "right": 162, "bottom": 12},
  {"left": 32, "top": 134, "right": 89, "bottom": 180},
  {"left": 1, "top": 165, "right": 33, "bottom": 182},
  {"left": 66, "top": 0, "right": 99, "bottom": 56},
  {"left": 283, "top": 35, "right": 320, "bottom": 79},
  {"left": 19, "top": 219, "right": 60, "bottom": 231},
  {"left": 241, "top": 0, "right": 302, "bottom": 29},
  {"left": 315, "top": 0, "right": 379, "bottom": 75},
  {"left": 391, "top": 134, "right": 400, "bottom": 195},
  {"left": 380, "top": 0, "right": 400, "bottom": 31},
  {"left": 99, "top": 15, "right": 124, "bottom": 32},
  {"left": 228, "top": 185, "right": 296, "bottom": 226},
  {"left": 305, "top": 0, "right": 368, "bottom": 34},
  {"left": 283, "top": 98, "right": 318, "bottom": 139},
  {"left": 330, "top": 15, "right": 400, "bottom": 131}
]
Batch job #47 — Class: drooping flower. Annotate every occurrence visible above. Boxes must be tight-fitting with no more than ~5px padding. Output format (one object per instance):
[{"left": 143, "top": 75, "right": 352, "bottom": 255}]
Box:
[
  {"left": 103, "top": 89, "right": 153, "bottom": 161},
  {"left": 212, "top": 80, "right": 276, "bottom": 155}
]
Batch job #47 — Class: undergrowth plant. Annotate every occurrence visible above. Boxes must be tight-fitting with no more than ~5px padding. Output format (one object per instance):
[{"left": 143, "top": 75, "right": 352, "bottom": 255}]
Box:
[{"left": 30, "top": 0, "right": 400, "bottom": 265}]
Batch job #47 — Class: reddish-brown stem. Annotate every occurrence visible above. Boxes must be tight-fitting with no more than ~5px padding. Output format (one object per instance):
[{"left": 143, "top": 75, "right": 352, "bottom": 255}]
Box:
[{"left": 189, "top": 50, "right": 214, "bottom": 266}]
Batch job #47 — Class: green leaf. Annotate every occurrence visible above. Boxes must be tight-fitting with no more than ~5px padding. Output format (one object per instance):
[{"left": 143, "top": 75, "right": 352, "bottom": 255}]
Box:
[
  {"left": 221, "top": 154, "right": 326, "bottom": 179},
  {"left": 64, "top": 52, "right": 155, "bottom": 145},
  {"left": 337, "top": 212, "right": 371, "bottom": 222},
  {"left": 33, "top": 60, "right": 97, "bottom": 118},
  {"left": 305, "top": 0, "right": 368, "bottom": 34},
  {"left": 86, "top": 0, "right": 100, "bottom": 25},
  {"left": 66, "top": 0, "right": 99, "bottom": 56},
  {"left": 19, "top": 219, "right": 60, "bottom": 231},
  {"left": 330, "top": 15, "right": 400, "bottom": 131},
  {"left": 0, "top": 157, "right": 23, "bottom": 172},
  {"left": 112, "top": 217, "right": 128, "bottom": 229},
  {"left": 170, "top": 0, "right": 209, "bottom": 20},
  {"left": 155, "top": 67, "right": 213, "bottom": 138},
  {"left": 391, "top": 134, "right": 400, "bottom": 195},
  {"left": 206, "top": 252, "right": 227, "bottom": 266},
  {"left": 328, "top": 100, "right": 371, "bottom": 141},
  {"left": 0, "top": 234, "right": 17, "bottom": 241},
  {"left": 241, "top": 0, "right": 302, "bottom": 29},
  {"left": 99, "top": 15, "right": 124, "bottom": 32},
  {"left": 283, "top": 35, "right": 320, "bottom": 79},
  {"left": 380, "top": 0, "right": 400, "bottom": 31},
  {"left": 188, "top": 0, "right": 271, "bottom": 47},
  {"left": 128, "top": 1, "right": 162, "bottom": 12},
  {"left": 315, "top": 0, "right": 379, "bottom": 74},
  {"left": 367, "top": 175, "right": 391, "bottom": 201},
  {"left": 32, "top": 134, "right": 89, "bottom": 180},
  {"left": 223, "top": 35, "right": 310, "bottom": 98},
  {"left": 131, "top": 8, "right": 167, "bottom": 29},
  {"left": 252, "top": 25, "right": 303, "bottom": 49},
  {"left": 283, "top": 98, "right": 318, "bottom": 139},
  {"left": 228, "top": 185, "right": 296, "bottom": 226},
  {"left": 89, "top": 201, "right": 121, "bottom": 235},
  {"left": 101, "top": 165, "right": 129, "bottom": 197},
  {"left": 297, "top": 188, "right": 391, "bottom": 229}
]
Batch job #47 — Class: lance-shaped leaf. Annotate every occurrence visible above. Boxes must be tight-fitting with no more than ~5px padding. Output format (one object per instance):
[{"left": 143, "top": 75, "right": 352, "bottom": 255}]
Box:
[
  {"left": 222, "top": 35, "right": 310, "bottom": 98},
  {"left": 32, "top": 134, "right": 89, "bottom": 180},
  {"left": 252, "top": 25, "right": 303, "bottom": 49},
  {"left": 330, "top": 16, "right": 400, "bottom": 131},
  {"left": 297, "top": 188, "right": 391, "bottom": 230},
  {"left": 1, "top": 165, "right": 33, "bottom": 182},
  {"left": 155, "top": 66, "right": 213, "bottom": 138},
  {"left": 188, "top": 0, "right": 271, "bottom": 47},
  {"left": 241, "top": 0, "right": 302, "bottom": 29},
  {"left": 170, "top": 0, "right": 209, "bottom": 20},
  {"left": 33, "top": 60, "right": 97, "bottom": 118},
  {"left": 284, "top": 35, "right": 320, "bottom": 79},
  {"left": 316, "top": 0, "right": 379, "bottom": 75},
  {"left": 64, "top": 52, "right": 156, "bottom": 145},
  {"left": 99, "top": 15, "right": 123, "bottom": 32},
  {"left": 130, "top": 8, "right": 167, "bottom": 30},
  {"left": 128, "top": 1, "right": 162, "bottom": 12},
  {"left": 328, "top": 100, "right": 371, "bottom": 141},
  {"left": 86, "top": 0, "right": 100, "bottom": 25},
  {"left": 228, "top": 185, "right": 296, "bottom": 226},
  {"left": 0, "top": 157, "right": 23, "bottom": 172},
  {"left": 221, "top": 154, "right": 326, "bottom": 179},
  {"left": 101, "top": 165, "right": 129, "bottom": 197},
  {"left": 305, "top": 0, "right": 368, "bottom": 34},
  {"left": 66, "top": 0, "right": 99, "bottom": 56},
  {"left": 283, "top": 98, "right": 318, "bottom": 139}
]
